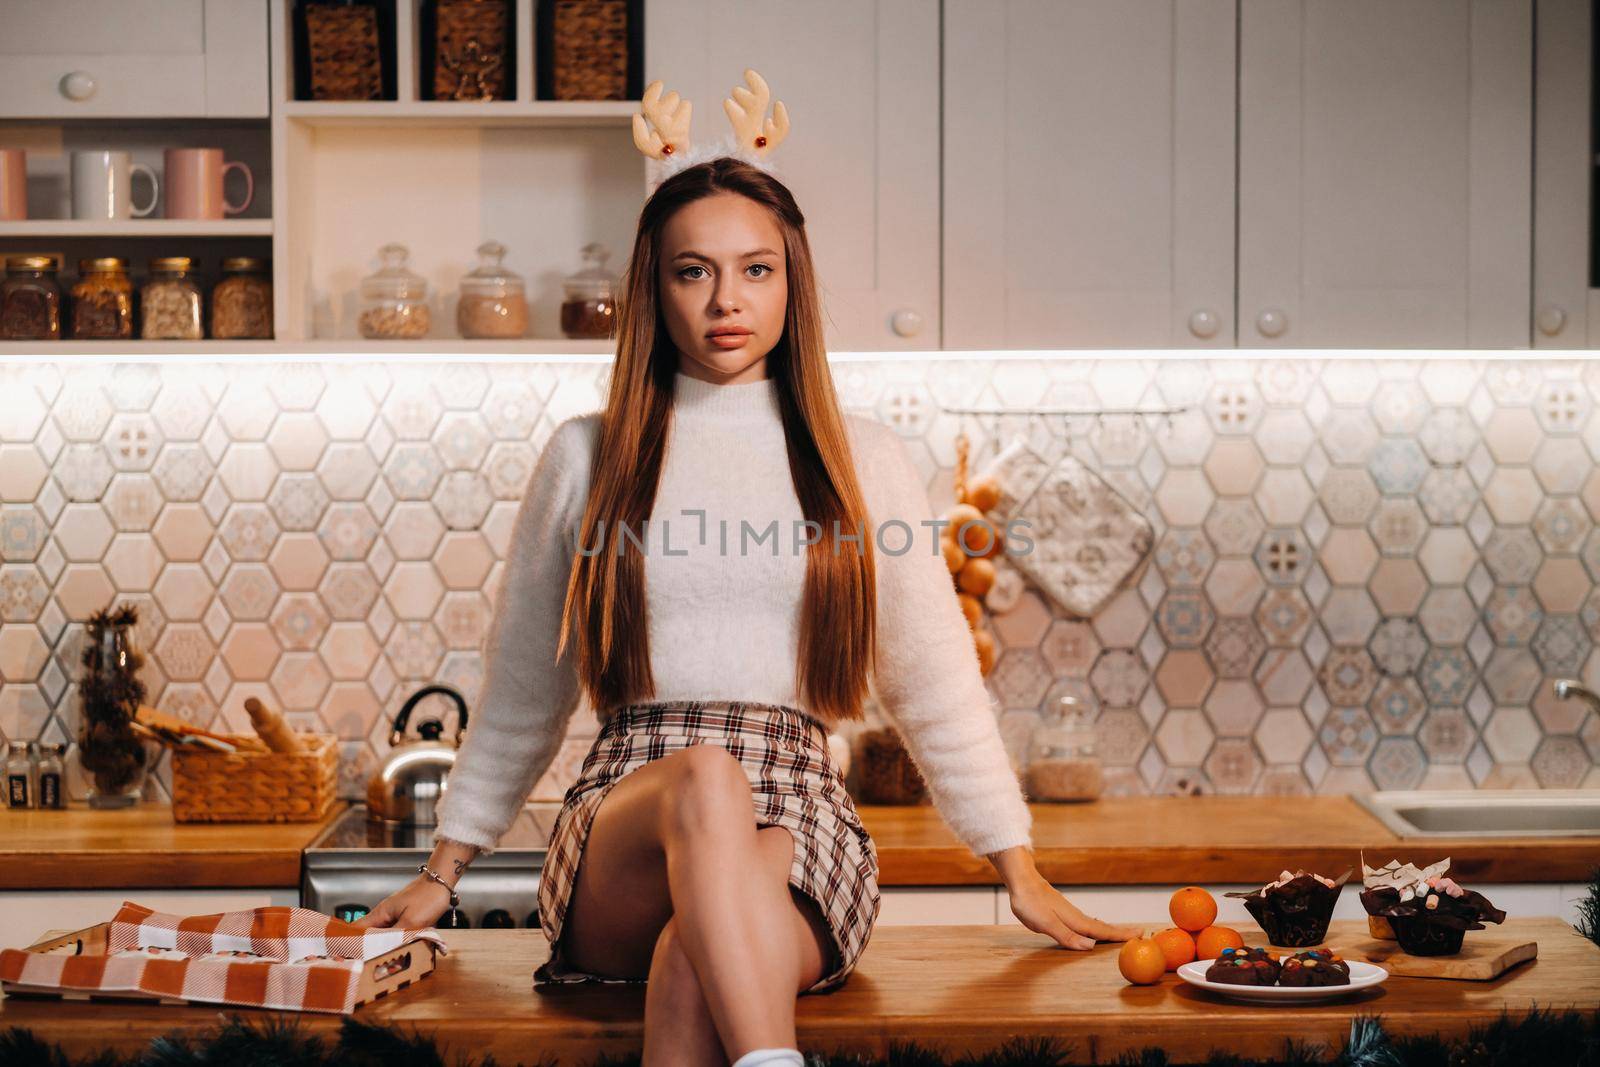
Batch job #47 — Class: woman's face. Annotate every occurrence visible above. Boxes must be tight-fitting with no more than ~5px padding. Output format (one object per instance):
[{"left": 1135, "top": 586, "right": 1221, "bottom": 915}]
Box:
[{"left": 658, "top": 192, "right": 788, "bottom": 384}]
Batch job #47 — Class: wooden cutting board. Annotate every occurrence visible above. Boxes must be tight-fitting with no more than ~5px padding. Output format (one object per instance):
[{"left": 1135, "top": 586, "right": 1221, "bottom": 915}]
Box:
[{"left": 1344, "top": 929, "right": 1539, "bottom": 980}]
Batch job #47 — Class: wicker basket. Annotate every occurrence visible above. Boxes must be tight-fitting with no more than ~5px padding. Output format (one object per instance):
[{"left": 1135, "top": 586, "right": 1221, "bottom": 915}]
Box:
[
  {"left": 304, "top": 2, "right": 385, "bottom": 101},
  {"left": 537, "top": 0, "right": 638, "bottom": 101},
  {"left": 171, "top": 733, "right": 340, "bottom": 823},
  {"left": 434, "top": 0, "right": 511, "bottom": 100}
]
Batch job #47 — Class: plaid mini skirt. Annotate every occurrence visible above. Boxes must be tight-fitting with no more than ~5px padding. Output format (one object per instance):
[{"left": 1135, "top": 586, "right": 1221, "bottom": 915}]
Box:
[{"left": 534, "top": 699, "right": 881, "bottom": 995}]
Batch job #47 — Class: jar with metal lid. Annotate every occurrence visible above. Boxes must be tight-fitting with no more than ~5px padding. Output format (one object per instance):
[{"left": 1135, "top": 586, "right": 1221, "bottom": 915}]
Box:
[
  {"left": 1, "top": 255, "right": 62, "bottom": 340},
  {"left": 359, "top": 242, "right": 430, "bottom": 339},
  {"left": 456, "top": 240, "right": 527, "bottom": 338},
  {"left": 70, "top": 257, "right": 134, "bottom": 340},
  {"left": 140, "top": 256, "right": 204, "bottom": 340},
  {"left": 211, "top": 256, "right": 273, "bottom": 339},
  {"left": 1022, "top": 686, "right": 1104, "bottom": 802},
  {"left": 559, "top": 241, "right": 617, "bottom": 340}
]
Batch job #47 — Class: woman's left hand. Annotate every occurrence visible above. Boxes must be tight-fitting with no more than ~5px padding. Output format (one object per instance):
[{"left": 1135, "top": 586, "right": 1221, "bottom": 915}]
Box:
[{"left": 1007, "top": 873, "right": 1145, "bottom": 950}]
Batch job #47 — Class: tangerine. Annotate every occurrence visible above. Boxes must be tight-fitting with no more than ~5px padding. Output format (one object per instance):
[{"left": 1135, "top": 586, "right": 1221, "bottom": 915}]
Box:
[
  {"left": 1194, "top": 925, "right": 1245, "bottom": 960},
  {"left": 1117, "top": 934, "right": 1167, "bottom": 985},
  {"left": 1168, "top": 886, "right": 1217, "bottom": 932},
  {"left": 1152, "top": 927, "right": 1196, "bottom": 971}
]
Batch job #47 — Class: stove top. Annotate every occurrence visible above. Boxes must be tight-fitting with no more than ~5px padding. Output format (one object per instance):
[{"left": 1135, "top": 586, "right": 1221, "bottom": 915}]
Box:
[{"left": 307, "top": 803, "right": 562, "bottom": 854}]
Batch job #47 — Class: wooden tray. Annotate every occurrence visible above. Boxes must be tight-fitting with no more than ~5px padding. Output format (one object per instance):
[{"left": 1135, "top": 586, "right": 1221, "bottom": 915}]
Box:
[{"left": 1285, "top": 927, "right": 1539, "bottom": 981}]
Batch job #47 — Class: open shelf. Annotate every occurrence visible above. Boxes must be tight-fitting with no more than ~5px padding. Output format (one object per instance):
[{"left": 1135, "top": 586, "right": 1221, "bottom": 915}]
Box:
[
  {"left": 0, "top": 219, "right": 273, "bottom": 238},
  {"left": 0, "top": 338, "right": 616, "bottom": 360},
  {"left": 281, "top": 99, "right": 636, "bottom": 128}
]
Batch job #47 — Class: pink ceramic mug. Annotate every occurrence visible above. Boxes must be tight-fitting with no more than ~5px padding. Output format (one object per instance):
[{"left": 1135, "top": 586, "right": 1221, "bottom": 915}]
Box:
[
  {"left": 163, "top": 147, "right": 253, "bottom": 219},
  {"left": 0, "top": 148, "right": 25, "bottom": 221}
]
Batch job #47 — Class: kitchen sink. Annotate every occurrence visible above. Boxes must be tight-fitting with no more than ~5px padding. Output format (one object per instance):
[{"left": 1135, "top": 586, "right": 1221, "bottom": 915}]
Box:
[{"left": 1354, "top": 790, "right": 1600, "bottom": 838}]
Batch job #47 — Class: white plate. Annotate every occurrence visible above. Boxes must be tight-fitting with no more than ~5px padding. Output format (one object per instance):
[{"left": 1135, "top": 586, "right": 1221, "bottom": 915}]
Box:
[{"left": 1176, "top": 958, "right": 1389, "bottom": 1003}]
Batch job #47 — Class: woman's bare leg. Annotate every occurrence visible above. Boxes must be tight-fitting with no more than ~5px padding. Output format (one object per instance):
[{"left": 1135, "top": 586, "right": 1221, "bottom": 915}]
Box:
[
  {"left": 559, "top": 743, "right": 833, "bottom": 1059},
  {"left": 643, "top": 917, "right": 726, "bottom": 1066}
]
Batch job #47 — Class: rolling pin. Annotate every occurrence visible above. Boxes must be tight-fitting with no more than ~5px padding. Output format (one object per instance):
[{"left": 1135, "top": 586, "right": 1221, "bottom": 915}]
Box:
[{"left": 244, "top": 696, "right": 304, "bottom": 753}]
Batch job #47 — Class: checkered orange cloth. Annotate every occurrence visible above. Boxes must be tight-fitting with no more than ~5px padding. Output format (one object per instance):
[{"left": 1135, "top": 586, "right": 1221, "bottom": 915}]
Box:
[{"left": 0, "top": 900, "right": 448, "bottom": 1014}]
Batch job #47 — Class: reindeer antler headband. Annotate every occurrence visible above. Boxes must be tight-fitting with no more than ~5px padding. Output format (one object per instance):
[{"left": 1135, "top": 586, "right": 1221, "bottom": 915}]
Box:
[{"left": 632, "top": 68, "right": 791, "bottom": 193}]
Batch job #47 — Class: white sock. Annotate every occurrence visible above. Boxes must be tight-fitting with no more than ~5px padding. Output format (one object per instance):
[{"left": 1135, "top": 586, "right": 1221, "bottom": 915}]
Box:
[{"left": 730, "top": 1048, "right": 804, "bottom": 1067}]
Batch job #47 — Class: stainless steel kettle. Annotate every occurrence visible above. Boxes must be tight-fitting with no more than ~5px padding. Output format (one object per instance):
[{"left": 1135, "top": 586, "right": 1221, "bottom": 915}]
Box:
[{"left": 366, "top": 684, "right": 468, "bottom": 827}]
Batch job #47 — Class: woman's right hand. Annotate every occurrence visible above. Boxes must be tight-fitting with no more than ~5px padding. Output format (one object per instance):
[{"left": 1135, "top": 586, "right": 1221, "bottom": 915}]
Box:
[{"left": 350, "top": 874, "right": 454, "bottom": 930}]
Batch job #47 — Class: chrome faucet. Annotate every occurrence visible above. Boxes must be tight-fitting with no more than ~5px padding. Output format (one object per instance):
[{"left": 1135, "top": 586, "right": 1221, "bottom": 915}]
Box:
[{"left": 1551, "top": 678, "right": 1600, "bottom": 717}]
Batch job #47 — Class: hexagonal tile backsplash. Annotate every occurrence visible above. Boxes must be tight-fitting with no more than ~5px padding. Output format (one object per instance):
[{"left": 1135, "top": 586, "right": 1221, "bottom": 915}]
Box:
[{"left": 1, "top": 357, "right": 1598, "bottom": 805}]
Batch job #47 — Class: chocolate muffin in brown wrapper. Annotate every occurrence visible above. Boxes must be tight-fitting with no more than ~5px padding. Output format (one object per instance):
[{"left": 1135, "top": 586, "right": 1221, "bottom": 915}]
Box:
[
  {"left": 1225, "top": 869, "right": 1352, "bottom": 948},
  {"left": 1358, "top": 881, "right": 1506, "bottom": 957}
]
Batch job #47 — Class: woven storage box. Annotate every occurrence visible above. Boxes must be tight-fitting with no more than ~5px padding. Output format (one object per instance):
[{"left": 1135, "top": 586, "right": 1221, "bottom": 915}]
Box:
[
  {"left": 304, "top": 2, "right": 385, "bottom": 101},
  {"left": 433, "top": 0, "right": 511, "bottom": 100},
  {"left": 171, "top": 733, "right": 339, "bottom": 823},
  {"left": 537, "top": 0, "right": 638, "bottom": 101}
]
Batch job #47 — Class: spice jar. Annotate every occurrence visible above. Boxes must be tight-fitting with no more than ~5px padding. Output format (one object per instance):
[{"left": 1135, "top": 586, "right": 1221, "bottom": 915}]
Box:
[
  {"left": 211, "top": 256, "right": 273, "bottom": 339},
  {"left": 457, "top": 240, "right": 528, "bottom": 338},
  {"left": 1023, "top": 689, "right": 1104, "bottom": 802},
  {"left": 559, "top": 242, "right": 617, "bottom": 340},
  {"left": 359, "top": 242, "right": 430, "bottom": 339},
  {"left": 70, "top": 257, "right": 134, "bottom": 339},
  {"left": 141, "top": 257, "right": 204, "bottom": 340},
  {"left": 1, "top": 255, "right": 62, "bottom": 340}
]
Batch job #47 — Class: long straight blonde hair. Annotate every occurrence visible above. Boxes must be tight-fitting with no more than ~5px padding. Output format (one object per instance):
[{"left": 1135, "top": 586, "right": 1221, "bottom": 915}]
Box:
[{"left": 555, "top": 157, "right": 876, "bottom": 726}]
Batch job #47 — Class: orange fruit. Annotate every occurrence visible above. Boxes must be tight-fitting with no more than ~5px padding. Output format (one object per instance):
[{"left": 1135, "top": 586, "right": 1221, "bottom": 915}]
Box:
[
  {"left": 1152, "top": 927, "right": 1196, "bottom": 971},
  {"left": 1194, "top": 925, "right": 1245, "bottom": 960},
  {"left": 1117, "top": 935, "right": 1167, "bottom": 985},
  {"left": 941, "top": 536, "right": 966, "bottom": 574},
  {"left": 1169, "top": 886, "right": 1217, "bottom": 932}
]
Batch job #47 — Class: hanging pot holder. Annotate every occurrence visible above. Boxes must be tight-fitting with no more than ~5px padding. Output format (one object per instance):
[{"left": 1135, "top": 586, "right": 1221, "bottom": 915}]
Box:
[{"left": 978, "top": 436, "right": 1154, "bottom": 619}]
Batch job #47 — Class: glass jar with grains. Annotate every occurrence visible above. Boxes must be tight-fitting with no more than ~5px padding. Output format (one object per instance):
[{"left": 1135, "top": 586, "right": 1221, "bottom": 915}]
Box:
[
  {"left": 141, "top": 257, "right": 204, "bottom": 340},
  {"left": 70, "top": 257, "right": 134, "bottom": 339},
  {"left": 359, "top": 242, "right": 430, "bottom": 339},
  {"left": 211, "top": 257, "right": 273, "bottom": 339},
  {"left": 1022, "top": 686, "right": 1105, "bottom": 802},
  {"left": 457, "top": 240, "right": 528, "bottom": 338},
  {"left": 559, "top": 242, "right": 617, "bottom": 339},
  {"left": 1, "top": 255, "right": 62, "bottom": 340}
]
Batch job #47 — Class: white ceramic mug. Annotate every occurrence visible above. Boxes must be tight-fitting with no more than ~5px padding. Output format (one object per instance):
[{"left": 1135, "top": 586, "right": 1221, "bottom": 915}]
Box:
[{"left": 71, "top": 150, "right": 158, "bottom": 220}]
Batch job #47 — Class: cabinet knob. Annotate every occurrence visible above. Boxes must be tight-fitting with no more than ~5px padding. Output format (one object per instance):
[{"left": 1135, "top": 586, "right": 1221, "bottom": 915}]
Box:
[
  {"left": 1188, "top": 308, "right": 1221, "bottom": 339},
  {"left": 59, "top": 70, "right": 97, "bottom": 102},
  {"left": 1536, "top": 304, "right": 1567, "bottom": 337},
  {"left": 1255, "top": 308, "right": 1288, "bottom": 338},
  {"left": 890, "top": 308, "right": 923, "bottom": 338}
]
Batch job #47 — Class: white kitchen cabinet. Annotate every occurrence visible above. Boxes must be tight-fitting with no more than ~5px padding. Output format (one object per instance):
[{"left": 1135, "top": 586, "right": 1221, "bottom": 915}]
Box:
[
  {"left": 877, "top": 887, "right": 998, "bottom": 925},
  {"left": 0, "top": 888, "right": 299, "bottom": 952},
  {"left": 942, "top": 0, "right": 1238, "bottom": 349},
  {"left": 995, "top": 883, "right": 1578, "bottom": 927},
  {"left": 0, "top": 0, "right": 269, "bottom": 119},
  {"left": 1531, "top": 0, "right": 1595, "bottom": 347},
  {"left": 645, "top": 0, "right": 941, "bottom": 352},
  {"left": 1237, "top": 0, "right": 1533, "bottom": 348}
]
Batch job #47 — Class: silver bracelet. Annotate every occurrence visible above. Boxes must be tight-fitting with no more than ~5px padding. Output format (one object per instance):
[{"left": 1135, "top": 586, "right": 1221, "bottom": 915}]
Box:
[{"left": 417, "top": 862, "right": 460, "bottom": 909}]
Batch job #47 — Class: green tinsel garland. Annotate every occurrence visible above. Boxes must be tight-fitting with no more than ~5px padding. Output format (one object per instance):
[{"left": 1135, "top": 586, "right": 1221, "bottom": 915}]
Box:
[{"left": 2, "top": 1010, "right": 1596, "bottom": 1067}]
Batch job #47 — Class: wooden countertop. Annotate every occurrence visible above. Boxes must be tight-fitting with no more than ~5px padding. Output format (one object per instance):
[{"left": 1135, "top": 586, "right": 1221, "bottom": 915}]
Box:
[
  {"left": 0, "top": 802, "right": 347, "bottom": 890},
  {"left": 2, "top": 919, "right": 1594, "bottom": 1061},
  {"left": 3, "top": 796, "right": 1594, "bottom": 890},
  {"left": 860, "top": 796, "right": 1600, "bottom": 885}
]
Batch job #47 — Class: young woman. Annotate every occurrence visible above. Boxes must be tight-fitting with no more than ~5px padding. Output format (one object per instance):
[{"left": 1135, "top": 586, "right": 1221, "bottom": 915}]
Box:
[{"left": 358, "top": 83, "right": 1138, "bottom": 1067}]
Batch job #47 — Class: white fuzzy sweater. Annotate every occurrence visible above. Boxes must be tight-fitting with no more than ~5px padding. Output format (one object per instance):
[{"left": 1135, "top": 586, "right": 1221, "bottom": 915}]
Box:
[{"left": 432, "top": 370, "right": 1033, "bottom": 858}]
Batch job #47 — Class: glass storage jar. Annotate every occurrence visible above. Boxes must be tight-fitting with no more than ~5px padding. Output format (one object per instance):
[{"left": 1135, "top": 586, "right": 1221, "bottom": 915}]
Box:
[
  {"left": 141, "top": 257, "right": 204, "bottom": 340},
  {"left": 359, "top": 242, "right": 430, "bottom": 339},
  {"left": 457, "top": 240, "right": 528, "bottom": 338},
  {"left": 70, "top": 257, "right": 134, "bottom": 339},
  {"left": 1022, "top": 686, "right": 1104, "bottom": 802},
  {"left": 211, "top": 256, "right": 273, "bottom": 339},
  {"left": 1, "top": 255, "right": 62, "bottom": 340},
  {"left": 559, "top": 242, "right": 617, "bottom": 339}
]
